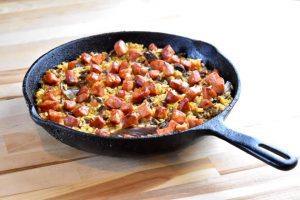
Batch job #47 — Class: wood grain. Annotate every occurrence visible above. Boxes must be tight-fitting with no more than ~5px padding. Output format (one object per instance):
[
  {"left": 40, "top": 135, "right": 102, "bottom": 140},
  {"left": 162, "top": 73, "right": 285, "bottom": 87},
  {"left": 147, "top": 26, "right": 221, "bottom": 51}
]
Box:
[{"left": 0, "top": 0, "right": 300, "bottom": 199}]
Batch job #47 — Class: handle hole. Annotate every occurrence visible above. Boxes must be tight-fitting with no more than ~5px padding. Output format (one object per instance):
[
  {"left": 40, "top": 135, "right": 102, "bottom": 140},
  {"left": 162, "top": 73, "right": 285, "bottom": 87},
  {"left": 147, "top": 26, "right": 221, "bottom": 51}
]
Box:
[{"left": 259, "top": 144, "right": 290, "bottom": 160}]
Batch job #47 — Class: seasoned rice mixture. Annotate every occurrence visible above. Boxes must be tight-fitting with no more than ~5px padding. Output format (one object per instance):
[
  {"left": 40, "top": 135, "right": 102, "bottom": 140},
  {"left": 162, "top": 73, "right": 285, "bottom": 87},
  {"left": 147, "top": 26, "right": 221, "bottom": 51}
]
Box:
[{"left": 35, "top": 40, "right": 233, "bottom": 137}]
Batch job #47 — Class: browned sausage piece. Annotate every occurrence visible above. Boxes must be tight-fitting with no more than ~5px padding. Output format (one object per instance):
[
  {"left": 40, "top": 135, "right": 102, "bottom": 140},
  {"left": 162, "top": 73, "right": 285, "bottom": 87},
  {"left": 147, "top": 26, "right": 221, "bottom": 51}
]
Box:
[
  {"left": 122, "top": 112, "right": 139, "bottom": 128},
  {"left": 122, "top": 78, "right": 135, "bottom": 91},
  {"left": 161, "top": 44, "right": 175, "bottom": 60},
  {"left": 64, "top": 115, "right": 80, "bottom": 127},
  {"left": 90, "top": 116, "right": 106, "bottom": 128},
  {"left": 187, "top": 118, "right": 204, "bottom": 128},
  {"left": 166, "top": 90, "right": 180, "bottom": 103},
  {"left": 90, "top": 82, "right": 105, "bottom": 97},
  {"left": 114, "top": 40, "right": 128, "bottom": 56},
  {"left": 104, "top": 96, "right": 123, "bottom": 109},
  {"left": 39, "top": 100, "right": 61, "bottom": 112},
  {"left": 72, "top": 105, "right": 89, "bottom": 117},
  {"left": 80, "top": 53, "right": 92, "bottom": 64},
  {"left": 171, "top": 110, "right": 186, "bottom": 124},
  {"left": 48, "top": 109, "right": 63, "bottom": 123},
  {"left": 43, "top": 72, "right": 60, "bottom": 86},
  {"left": 63, "top": 100, "right": 76, "bottom": 111},
  {"left": 154, "top": 106, "right": 168, "bottom": 119},
  {"left": 188, "top": 70, "right": 201, "bottom": 85},
  {"left": 137, "top": 103, "right": 153, "bottom": 118},
  {"left": 65, "top": 70, "right": 78, "bottom": 86},
  {"left": 110, "top": 109, "right": 124, "bottom": 124},
  {"left": 177, "top": 98, "right": 190, "bottom": 113},
  {"left": 106, "top": 73, "right": 121, "bottom": 87}
]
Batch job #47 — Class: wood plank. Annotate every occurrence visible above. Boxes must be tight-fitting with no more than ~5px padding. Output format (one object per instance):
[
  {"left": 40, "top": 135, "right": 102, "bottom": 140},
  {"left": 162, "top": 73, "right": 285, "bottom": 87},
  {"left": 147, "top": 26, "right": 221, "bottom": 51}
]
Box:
[
  {"left": 1, "top": 0, "right": 300, "bottom": 199},
  {"left": 0, "top": 82, "right": 22, "bottom": 100},
  {"left": 0, "top": 68, "right": 27, "bottom": 84},
  {"left": 0, "top": 157, "right": 214, "bottom": 198}
]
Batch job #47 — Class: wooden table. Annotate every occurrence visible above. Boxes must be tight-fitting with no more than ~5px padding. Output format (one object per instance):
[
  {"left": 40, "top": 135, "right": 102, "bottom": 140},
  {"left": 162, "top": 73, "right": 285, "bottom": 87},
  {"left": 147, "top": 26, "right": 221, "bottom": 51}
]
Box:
[{"left": 0, "top": 0, "right": 300, "bottom": 199}]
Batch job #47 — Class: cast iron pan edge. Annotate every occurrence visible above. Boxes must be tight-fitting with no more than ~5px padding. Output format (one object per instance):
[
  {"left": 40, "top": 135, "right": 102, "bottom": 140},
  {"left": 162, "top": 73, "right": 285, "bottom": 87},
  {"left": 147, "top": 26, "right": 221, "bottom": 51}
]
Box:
[{"left": 22, "top": 31, "right": 297, "bottom": 170}]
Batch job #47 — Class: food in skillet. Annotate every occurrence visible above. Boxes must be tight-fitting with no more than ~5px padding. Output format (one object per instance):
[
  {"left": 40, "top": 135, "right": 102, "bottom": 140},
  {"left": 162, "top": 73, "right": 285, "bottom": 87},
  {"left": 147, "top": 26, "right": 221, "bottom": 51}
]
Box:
[{"left": 35, "top": 40, "right": 233, "bottom": 137}]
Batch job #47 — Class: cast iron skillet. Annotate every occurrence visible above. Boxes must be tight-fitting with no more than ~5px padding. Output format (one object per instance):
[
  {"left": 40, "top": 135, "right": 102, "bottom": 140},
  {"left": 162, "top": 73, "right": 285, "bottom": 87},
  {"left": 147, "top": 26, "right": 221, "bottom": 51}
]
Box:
[{"left": 23, "top": 31, "right": 297, "bottom": 170}]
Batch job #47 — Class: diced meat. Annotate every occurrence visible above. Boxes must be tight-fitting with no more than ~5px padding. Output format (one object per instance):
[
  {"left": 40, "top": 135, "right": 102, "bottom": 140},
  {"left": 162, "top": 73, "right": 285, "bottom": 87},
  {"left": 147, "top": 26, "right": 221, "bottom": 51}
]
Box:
[
  {"left": 119, "top": 61, "right": 129, "bottom": 70},
  {"left": 148, "top": 43, "right": 157, "bottom": 51},
  {"left": 68, "top": 60, "right": 78, "bottom": 70},
  {"left": 86, "top": 72, "right": 100, "bottom": 82},
  {"left": 122, "top": 112, "right": 139, "bottom": 128},
  {"left": 72, "top": 105, "right": 89, "bottom": 117},
  {"left": 139, "top": 67, "right": 148, "bottom": 76},
  {"left": 169, "top": 79, "right": 189, "bottom": 93},
  {"left": 43, "top": 72, "right": 60, "bottom": 85},
  {"left": 188, "top": 70, "right": 201, "bottom": 85},
  {"left": 63, "top": 100, "right": 76, "bottom": 111},
  {"left": 95, "top": 129, "right": 110, "bottom": 137},
  {"left": 131, "top": 87, "right": 150, "bottom": 104},
  {"left": 90, "top": 82, "right": 105, "bottom": 97},
  {"left": 205, "top": 71, "right": 225, "bottom": 94},
  {"left": 121, "top": 102, "right": 133, "bottom": 114},
  {"left": 166, "top": 90, "right": 180, "bottom": 103},
  {"left": 178, "top": 98, "right": 190, "bottom": 113},
  {"left": 110, "top": 109, "right": 124, "bottom": 124},
  {"left": 122, "top": 78, "right": 135, "bottom": 91},
  {"left": 64, "top": 115, "right": 80, "bottom": 127},
  {"left": 39, "top": 100, "right": 60, "bottom": 112},
  {"left": 199, "top": 99, "right": 214, "bottom": 109},
  {"left": 48, "top": 109, "right": 63, "bottom": 123},
  {"left": 180, "top": 59, "right": 192, "bottom": 70},
  {"left": 137, "top": 103, "right": 153, "bottom": 118},
  {"left": 119, "top": 68, "right": 132, "bottom": 79},
  {"left": 149, "top": 70, "right": 160, "bottom": 79},
  {"left": 135, "top": 75, "right": 147, "bottom": 87},
  {"left": 144, "top": 81, "right": 157, "bottom": 96},
  {"left": 78, "top": 86, "right": 89, "bottom": 95},
  {"left": 185, "top": 86, "right": 201, "bottom": 101},
  {"left": 90, "top": 64, "right": 102, "bottom": 73},
  {"left": 154, "top": 106, "right": 168, "bottom": 119},
  {"left": 167, "top": 55, "right": 180, "bottom": 64},
  {"left": 90, "top": 99, "right": 100, "bottom": 107},
  {"left": 132, "top": 63, "right": 141, "bottom": 75},
  {"left": 171, "top": 110, "right": 186, "bottom": 124},
  {"left": 42, "top": 88, "right": 61, "bottom": 101},
  {"left": 202, "top": 87, "right": 217, "bottom": 99},
  {"left": 104, "top": 96, "right": 123, "bottom": 109},
  {"left": 150, "top": 60, "right": 165, "bottom": 71},
  {"left": 91, "top": 54, "right": 106, "bottom": 65},
  {"left": 114, "top": 40, "right": 128, "bottom": 56},
  {"left": 89, "top": 116, "right": 106, "bottom": 129},
  {"left": 128, "top": 48, "right": 142, "bottom": 61},
  {"left": 187, "top": 118, "right": 204, "bottom": 128},
  {"left": 117, "top": 89, "right": 126, "bottom": 99},
  {"left": 175, "top": 123, "right": 188, "bottom": 131},
  {"left": 161, "top": 44, "right": 175, "bottom": 60},
  {"left": 80, "top": 53, "right": 92, "bottom": 64},
  {"left": 162, "top": 62, "right": 174, "bottom": 77},
  {"left": 76, "top": 93, "right": 89, "bottom": 103},
  {"left": 132, "top": 63, "right": 148, "bottom": 75},
  {"left": 106, "top": 73, "right": 121, "bottom": 87},
  {"left": 107, "top": 62, "right": 119, "bottom": 74},
  {"left": 65, "top": 70, "right": 78, "bottom": 86},
  {"left": 156, "top": 120, "right": 178, "bottom": 135}
]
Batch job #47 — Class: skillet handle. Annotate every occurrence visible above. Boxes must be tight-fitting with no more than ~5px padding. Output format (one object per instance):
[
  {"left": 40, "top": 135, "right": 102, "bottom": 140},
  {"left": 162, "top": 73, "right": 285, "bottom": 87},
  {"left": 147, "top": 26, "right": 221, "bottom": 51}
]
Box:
[{"left": 207, "top": 120, "right": 298, "bottom": 170}]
